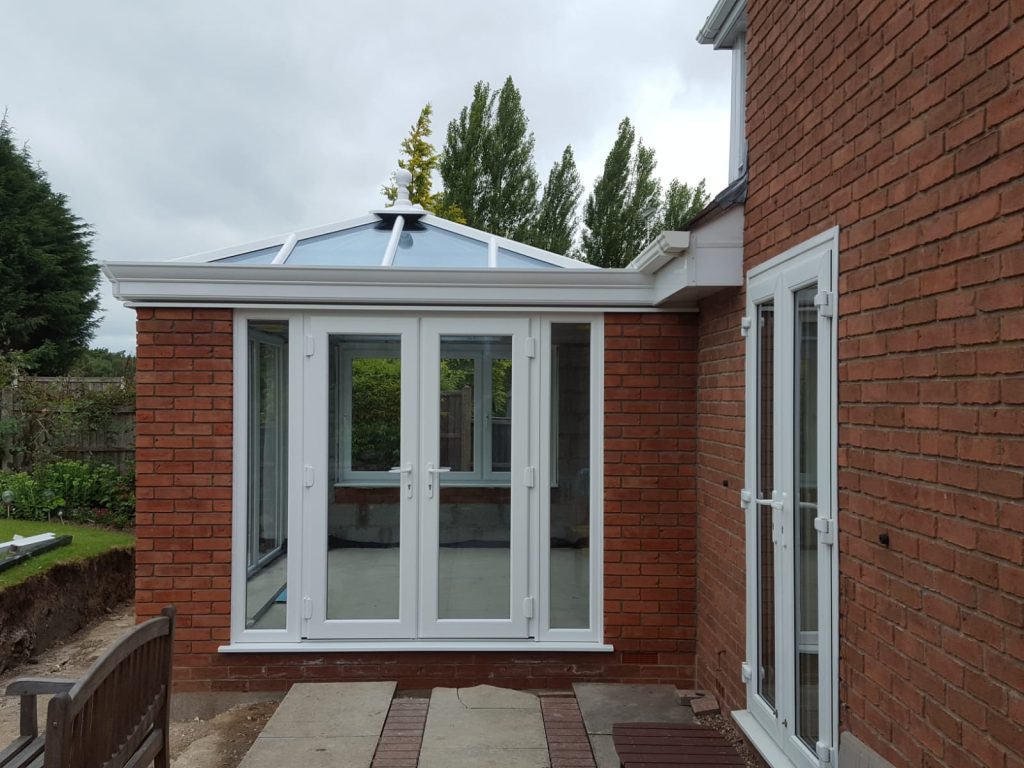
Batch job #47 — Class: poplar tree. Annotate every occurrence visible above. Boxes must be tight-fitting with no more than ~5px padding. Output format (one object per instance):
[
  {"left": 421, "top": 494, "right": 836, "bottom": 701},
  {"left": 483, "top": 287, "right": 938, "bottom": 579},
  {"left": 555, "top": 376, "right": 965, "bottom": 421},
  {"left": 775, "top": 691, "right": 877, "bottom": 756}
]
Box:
[
  {"left": 439, "top": 77, "right": 540, "bottom": 238},
  {"left": 530, "top": 145, "right": 583, "bottom": 256},
  {"left": 659, "top": 178, "right": 709, "bottom": 231},
  {"left": 438, "top": 81, "right": 492, "bottom": 227},
  {"left": 580, "top": 118, "right": 670, "bottom": 268},
  {"left": 480, "top": 77, "right": 540, "bottom": 240},
  {"left": 580, "top": 118, "right": 635, "bottom": 268},
  {"left": 0, "top": 116, "right": 99, "bottom": 374}
]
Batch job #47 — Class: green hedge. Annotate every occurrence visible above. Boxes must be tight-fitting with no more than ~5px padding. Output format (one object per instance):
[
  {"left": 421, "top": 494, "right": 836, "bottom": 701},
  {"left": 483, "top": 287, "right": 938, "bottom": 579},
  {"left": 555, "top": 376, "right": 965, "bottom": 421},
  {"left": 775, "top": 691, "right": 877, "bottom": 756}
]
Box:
[{"left": 0, "top": 460, "right": 134, "bottom": 529}]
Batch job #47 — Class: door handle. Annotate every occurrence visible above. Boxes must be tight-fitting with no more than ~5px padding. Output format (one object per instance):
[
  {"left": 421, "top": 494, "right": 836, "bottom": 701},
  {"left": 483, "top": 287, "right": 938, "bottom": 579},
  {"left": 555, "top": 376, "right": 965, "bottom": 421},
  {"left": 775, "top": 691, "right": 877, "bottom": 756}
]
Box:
[
  {"left": 389, "top": 464, "right": 414, "bottom": 499},
  {"left": 425, "top": 463, "right": 450, "bottom": 499}
]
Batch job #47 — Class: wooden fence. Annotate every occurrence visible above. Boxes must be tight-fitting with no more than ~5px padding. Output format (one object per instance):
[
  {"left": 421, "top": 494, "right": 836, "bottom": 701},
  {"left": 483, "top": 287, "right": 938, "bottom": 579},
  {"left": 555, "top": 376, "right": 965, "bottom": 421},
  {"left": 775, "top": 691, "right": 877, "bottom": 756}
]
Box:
[{"left": 0, "top": 376, "right": 135, "bottom": 471}]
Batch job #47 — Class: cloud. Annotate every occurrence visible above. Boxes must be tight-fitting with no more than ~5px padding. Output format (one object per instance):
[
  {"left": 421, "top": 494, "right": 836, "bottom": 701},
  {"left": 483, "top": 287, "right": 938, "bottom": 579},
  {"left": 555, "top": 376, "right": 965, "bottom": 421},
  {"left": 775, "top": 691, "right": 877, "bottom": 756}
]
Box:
[{"left": 1, "top": 0, "right": 730, "bottom": 352}]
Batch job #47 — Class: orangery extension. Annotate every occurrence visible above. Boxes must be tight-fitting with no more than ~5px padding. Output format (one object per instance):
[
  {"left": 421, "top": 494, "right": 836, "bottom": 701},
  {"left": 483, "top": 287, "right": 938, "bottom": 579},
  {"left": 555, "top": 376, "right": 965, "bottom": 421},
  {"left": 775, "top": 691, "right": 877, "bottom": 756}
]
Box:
[{"left": 104, "top": 169, "right": 742, "bottom": 697}]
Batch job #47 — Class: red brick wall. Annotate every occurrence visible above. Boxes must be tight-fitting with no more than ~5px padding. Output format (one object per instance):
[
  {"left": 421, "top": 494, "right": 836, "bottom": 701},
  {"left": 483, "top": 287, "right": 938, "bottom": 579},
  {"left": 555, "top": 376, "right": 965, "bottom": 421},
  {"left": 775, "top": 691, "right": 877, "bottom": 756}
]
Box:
[
  {"left": 134, "top": 308, "right": 235, "bottom": 656},
  {"left": 134, "top": 309, "right": 700, "bottom": 691},
  {"left": 695, "top": 1, "right": 1024, "bottom": 766}
]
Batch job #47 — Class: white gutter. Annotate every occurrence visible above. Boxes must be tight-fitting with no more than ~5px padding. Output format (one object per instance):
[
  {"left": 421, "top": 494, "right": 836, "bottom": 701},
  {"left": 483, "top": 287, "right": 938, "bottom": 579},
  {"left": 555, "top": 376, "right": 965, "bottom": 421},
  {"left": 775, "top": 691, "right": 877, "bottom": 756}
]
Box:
[
  {"left": 628, "top": 231, "right": 691, "bottom": 274},
  {"left": 697, "top": 0, "right": 746, "bottom": 48}
]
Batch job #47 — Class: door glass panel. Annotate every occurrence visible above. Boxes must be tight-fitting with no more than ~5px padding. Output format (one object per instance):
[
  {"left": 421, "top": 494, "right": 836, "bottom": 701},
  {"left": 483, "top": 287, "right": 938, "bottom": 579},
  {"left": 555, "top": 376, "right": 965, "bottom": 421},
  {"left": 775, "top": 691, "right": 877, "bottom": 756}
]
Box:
[
  {"left": 549, "top": 324, "right": 591, "bottom": 629},
  {"left": 327, "top": 335, "right": 402, "bottom": 620},
  {"left": 437, "top": 336, "right": 512, "bottom": 619},
  {"left": 756, "top": 302, "right": 776, "bottom": 709},
  {"left": 794, "top": 287, "right": 820, "bottom": 746},
  {"left": 245, "top": 322, "right": 288, "bottom": 630}
]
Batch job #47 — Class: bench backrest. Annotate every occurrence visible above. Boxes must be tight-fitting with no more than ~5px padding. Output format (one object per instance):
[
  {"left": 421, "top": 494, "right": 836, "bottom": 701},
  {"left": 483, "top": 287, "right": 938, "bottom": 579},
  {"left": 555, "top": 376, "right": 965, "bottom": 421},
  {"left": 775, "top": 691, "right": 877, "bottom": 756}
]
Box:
[{"left": 43, "top": 606, "right": 175, "bottom": 768}]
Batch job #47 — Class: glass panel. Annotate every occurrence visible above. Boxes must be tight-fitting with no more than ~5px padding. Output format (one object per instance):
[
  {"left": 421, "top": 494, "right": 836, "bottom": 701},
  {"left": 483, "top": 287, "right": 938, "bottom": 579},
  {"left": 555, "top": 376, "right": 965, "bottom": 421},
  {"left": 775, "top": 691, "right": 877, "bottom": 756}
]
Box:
[
  {"left": 794, "top": 287, "right": 820, "bottom": 746},
  {"left": 490, "top": 357, "right": 512, "bottom": 472},
  {"left": 217, "top": 245, "right": 281, "bottom": 264},
  {"left": 440, "top": 358, "right": 475, "bottom": 472},
  {"left": 496, "top": 248, "right": 560, "bottom": 268},
  {"left": 549, "top": 324, "right": 591, "bottom": 629},
  {"left": 286, "top": 224, "right": 389, "bottom": 266},
  {"left": 326, "top": 335, "right": 402, "bottom": 620},
  {"left": 391, "top": 225, "right": 488, "bottom": 268},
  {"left": 437, "top": 335, "right": 512, "bottom": 619},
  {"left": 245, "top": 321, "right": 288, "bottom": 629},
  {"left": 756, "top": 302, "right": 776, "bottom": 709}
]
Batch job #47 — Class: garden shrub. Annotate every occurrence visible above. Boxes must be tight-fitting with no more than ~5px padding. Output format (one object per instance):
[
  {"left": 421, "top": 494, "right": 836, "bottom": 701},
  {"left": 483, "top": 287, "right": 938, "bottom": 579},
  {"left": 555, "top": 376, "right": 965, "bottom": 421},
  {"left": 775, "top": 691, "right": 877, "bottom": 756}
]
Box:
[{"left": 0, "top": 460, "right": 134, "bottom": 528}]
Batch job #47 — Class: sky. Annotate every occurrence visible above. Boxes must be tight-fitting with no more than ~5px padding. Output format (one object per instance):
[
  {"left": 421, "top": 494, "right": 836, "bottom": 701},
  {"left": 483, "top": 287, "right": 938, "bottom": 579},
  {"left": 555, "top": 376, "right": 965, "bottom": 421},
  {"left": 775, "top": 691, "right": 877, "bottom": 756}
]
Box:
[{"left": 1, "top": 1, "right": 731, "bottom": 353}]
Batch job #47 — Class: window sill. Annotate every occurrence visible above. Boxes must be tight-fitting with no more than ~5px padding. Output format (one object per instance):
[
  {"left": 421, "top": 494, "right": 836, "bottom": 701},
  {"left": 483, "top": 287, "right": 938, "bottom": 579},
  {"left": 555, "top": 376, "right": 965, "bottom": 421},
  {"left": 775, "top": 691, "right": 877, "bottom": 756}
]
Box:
[
  {"left": 731, "top": 710, "right": 798, "bottom": 768},
  {"left": 220, "top": 640, "right": 614, "bottom": 654}
]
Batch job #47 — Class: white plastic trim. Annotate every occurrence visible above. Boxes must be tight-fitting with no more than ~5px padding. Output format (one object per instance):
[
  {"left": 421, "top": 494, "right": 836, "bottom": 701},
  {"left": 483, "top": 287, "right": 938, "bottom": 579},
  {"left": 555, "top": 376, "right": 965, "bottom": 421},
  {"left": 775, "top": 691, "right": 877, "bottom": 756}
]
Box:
[{"left": 219, "top": 641, "right": 615, "bottom": 653}]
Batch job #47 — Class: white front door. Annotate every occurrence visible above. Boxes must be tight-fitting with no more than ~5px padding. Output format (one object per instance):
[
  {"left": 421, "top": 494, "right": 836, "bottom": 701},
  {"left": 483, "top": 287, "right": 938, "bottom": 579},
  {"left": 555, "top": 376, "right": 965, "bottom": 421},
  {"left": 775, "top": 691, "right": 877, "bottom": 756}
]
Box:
[
  {"left": 302, "top": 315, "right": 531, "bottom": 640},
  {"left": 744, "top": 231, "right": 838, "bottom": 767}
]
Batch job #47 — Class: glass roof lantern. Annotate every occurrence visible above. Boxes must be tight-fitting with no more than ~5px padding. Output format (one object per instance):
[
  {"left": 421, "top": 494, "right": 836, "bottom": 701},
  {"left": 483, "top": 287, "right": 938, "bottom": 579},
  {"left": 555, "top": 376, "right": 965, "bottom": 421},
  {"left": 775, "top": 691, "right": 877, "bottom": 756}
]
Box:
[{"left": 201, "top": 169, "right": 593, "bottom": 271}]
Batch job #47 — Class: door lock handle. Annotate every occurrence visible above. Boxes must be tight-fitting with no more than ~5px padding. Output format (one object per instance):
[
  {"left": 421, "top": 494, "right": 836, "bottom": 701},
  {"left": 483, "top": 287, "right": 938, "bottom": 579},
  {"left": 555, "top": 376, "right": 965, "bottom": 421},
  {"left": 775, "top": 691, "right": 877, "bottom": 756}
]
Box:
[
  {"left": 389, "top": 464, "right": 413, "bottom": 499},
  {"left": 425, "top": 463, "right": 451, "bottom": 499}
]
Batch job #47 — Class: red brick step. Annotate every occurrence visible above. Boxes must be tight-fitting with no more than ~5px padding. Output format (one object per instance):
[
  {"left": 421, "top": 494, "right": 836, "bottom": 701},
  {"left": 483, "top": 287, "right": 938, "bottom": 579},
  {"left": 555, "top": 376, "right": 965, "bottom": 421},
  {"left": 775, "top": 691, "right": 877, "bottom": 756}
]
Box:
[{"left": 612, "top": 723, "right": 746, "bottom": 767}]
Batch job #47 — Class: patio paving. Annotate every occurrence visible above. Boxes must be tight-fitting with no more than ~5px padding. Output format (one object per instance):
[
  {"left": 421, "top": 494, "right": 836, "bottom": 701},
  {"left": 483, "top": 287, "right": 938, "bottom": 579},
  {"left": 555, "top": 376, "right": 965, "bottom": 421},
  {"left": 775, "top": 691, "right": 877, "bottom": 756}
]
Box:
[
  {"left": 572, "top": 683, "right": 695, "bottom": 768},
  {"left": 236, "top": 682, "right": 605, "bottom": 768}
]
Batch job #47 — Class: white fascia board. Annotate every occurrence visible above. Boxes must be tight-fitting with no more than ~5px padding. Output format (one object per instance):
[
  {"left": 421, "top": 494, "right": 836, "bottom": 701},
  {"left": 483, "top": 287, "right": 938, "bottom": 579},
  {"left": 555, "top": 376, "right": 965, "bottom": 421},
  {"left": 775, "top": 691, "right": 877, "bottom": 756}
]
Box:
[
  {"left": 421, "top": 215, "right": 598, "bottom": 270},
  {"left": 697, "top": 0, "right": 746, "bottom": 48},
  {"left": 169, "top": 214, "right": 381, "bottom": 263},
  {"left": 101, "top": 262, "right": 654, "bottom": 308},
  {"left": 652, "top": 206, "right": 744, "bottom": 305},
  {"left": 628, "top": 231, "right": 691, "bottom": 274}
]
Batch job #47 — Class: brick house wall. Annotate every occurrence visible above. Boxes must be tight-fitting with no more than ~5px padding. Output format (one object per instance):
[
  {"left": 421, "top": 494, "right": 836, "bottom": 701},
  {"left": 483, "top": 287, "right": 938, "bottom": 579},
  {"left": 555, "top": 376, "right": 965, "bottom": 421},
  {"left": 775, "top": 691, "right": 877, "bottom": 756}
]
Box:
[
  {"left": 694, "top": 1, "right": 1023, "bottom": 766},
  {"left": 134, "top": 309, "right": 700, "bottom": 691}
]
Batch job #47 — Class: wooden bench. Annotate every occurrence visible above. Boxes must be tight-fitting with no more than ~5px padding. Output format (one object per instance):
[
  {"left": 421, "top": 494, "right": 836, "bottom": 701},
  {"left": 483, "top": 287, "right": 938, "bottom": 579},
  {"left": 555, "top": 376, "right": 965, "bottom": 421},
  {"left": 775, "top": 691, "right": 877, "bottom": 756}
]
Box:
[
  {"left": 0, "top": 606, "right": 175, "bottom": 768},
  {"left": 612, "top": 722, "right": 746, "bottom": 767}
]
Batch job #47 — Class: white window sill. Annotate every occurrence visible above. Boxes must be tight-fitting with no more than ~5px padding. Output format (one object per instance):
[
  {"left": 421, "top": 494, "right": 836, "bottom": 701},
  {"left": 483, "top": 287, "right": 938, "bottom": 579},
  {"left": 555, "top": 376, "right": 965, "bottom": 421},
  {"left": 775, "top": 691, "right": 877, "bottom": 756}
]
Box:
[
  {"left": 731, "top": 710, "right": 799, "bottom": 768},
  {"left": 220, "top": 640, "right": 615, "bottom": 653}
]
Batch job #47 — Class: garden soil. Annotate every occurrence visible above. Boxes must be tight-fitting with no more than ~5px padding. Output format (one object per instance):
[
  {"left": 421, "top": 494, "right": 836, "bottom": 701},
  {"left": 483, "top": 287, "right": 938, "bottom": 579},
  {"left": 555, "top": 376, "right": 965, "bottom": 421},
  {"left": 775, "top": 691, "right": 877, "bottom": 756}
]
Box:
[{"left": 0, "top": 601, "right": 275, "bottom": 768}]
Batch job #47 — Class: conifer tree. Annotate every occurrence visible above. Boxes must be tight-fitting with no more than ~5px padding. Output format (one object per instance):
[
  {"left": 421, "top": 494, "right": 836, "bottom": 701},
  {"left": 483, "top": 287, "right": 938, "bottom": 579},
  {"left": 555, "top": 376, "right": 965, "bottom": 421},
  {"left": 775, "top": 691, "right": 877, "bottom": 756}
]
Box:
[
  {"left": 0, "top": 116, "right": 99, "bottom": 374},
  {"left": 531, "top": 145, "right": 583, "bottom": 256},
  {"left": 382, "top": 104, "right": 439, "bottom": 208},
  {"left": 659, "top": 178, "right": 709, "bottom": 231}
]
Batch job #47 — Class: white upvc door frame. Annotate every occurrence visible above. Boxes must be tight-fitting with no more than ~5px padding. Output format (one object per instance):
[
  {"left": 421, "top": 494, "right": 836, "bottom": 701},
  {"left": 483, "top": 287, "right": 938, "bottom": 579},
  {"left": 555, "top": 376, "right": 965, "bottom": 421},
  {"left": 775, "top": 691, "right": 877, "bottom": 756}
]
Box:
[
  {"left": 303, "top": 315, "right": 420, "bottom": 639},
  {"left": 741, "top": 228, "right": 838, "bottom": 768},
  {"left": 417, "top": 316, "right": 532, "bottom": 639}
]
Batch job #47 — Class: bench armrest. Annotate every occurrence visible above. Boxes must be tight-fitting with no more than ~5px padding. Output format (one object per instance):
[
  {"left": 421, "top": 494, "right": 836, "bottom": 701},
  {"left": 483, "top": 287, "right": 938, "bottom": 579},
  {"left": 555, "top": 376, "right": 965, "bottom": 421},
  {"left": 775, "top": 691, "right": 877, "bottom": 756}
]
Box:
[{"left": 6, "top": 678, "right": 77, "bottom": 696}]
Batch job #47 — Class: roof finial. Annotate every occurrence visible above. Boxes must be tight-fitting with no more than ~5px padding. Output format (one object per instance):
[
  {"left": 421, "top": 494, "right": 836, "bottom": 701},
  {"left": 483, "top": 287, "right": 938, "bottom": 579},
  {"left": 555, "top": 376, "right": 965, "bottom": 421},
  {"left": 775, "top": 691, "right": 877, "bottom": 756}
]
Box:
[{"left": 394, "top": 168, "right": 413, "bottom": 209}]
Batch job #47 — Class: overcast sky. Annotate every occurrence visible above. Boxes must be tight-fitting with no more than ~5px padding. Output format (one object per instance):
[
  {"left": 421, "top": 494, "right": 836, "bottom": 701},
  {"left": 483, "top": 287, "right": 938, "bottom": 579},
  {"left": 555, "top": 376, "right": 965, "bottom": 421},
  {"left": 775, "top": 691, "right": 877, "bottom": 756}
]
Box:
[{"left": 1, "top": 1, "right": 731, "bottom": 353}]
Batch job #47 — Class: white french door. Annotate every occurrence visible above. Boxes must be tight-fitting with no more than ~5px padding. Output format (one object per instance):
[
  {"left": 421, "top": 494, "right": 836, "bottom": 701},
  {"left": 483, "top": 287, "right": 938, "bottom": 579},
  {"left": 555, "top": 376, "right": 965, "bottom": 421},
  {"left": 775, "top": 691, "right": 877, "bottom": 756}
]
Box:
[
  {"left": 302, "top": 315, "right": 530, "bottom": 640},
  {"left": 743, "top": 231, "right": 837, "bottom": 768},
  {"left": 418, "top": 317, "right": 530, "bottom": 638},
  {"left": 303, "top": 316, "right": 420, "bottom": 639}
]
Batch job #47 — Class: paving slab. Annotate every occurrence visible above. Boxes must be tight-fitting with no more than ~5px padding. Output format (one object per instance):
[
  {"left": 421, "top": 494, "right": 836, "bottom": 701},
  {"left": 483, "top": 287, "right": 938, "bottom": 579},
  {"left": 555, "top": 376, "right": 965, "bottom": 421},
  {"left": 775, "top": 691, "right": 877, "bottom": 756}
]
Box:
[
  {"left": 572, "top": 684, "right": 694, "bottom": 768},
  {"left": 240, "top": 681, "right": 396, "bottom": 768},
  {"left": 419, "top": 685, "right": 550, "bottom": 768}
]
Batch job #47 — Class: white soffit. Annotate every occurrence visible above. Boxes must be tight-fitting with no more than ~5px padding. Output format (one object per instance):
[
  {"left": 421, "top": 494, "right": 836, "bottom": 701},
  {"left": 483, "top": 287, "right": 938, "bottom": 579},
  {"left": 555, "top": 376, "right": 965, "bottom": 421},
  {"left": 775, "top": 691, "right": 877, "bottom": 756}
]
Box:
[
  {"left": 697, "top": 0, "right": 746, "bottom": 49},
  {"left": 627, "top": 207, "right": 744, "bottom": 307}
]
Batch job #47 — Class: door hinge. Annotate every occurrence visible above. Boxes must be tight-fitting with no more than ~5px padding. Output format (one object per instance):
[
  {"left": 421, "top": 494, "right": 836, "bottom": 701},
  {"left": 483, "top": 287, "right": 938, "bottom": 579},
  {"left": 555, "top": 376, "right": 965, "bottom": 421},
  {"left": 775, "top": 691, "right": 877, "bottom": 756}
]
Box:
[
  {"left": 525, "top": 337, "right": 537, "bottom": 358},
  {"left": 740, "top": 488, "right": 751, "bottom": 509},
  {"left": 815, "top": 741, "right": 834, "bottom": 765},
  {"left": 302, "top": 596, "right": 313, "bottom": 620},
  {"left": 524, "top": 466, "right": 536, "bottom": 488},
  {"left": 304, "top": 335, "right": 315, "bottom": 357},
  {"left": 741, "top": 662, "right": 752, "bottom": 683},
  {"left": 523, "top": 596, "right": 535, "bottom": 618},
  {"left": 303, "top": 465, "right": 315, "bottom": 488},
  {"left": 740, "top": 316, "right": 752, "bottom": 337},
  {"left": 814, "top": 516, "right": 835, "bottom": 545},
  {"left": 814, "top": 290, "right": 834, "bottom": 318}
]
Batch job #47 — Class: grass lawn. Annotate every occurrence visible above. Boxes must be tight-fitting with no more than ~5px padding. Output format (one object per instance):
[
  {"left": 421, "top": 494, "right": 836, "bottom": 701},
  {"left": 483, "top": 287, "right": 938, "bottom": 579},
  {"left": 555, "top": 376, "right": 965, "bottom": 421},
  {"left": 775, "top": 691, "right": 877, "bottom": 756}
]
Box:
[{"left": 0, "top": 519, "right": 134, "bottom": 590}]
